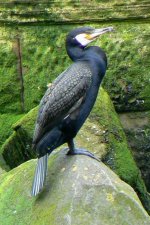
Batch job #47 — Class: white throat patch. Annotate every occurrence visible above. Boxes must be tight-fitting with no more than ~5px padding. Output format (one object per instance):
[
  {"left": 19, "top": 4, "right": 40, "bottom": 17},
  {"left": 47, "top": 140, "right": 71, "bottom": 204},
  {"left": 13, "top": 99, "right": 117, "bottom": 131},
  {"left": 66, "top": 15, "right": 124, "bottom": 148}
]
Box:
[{"left": 75, "top": 33, "right": 92, "bottom": 47}]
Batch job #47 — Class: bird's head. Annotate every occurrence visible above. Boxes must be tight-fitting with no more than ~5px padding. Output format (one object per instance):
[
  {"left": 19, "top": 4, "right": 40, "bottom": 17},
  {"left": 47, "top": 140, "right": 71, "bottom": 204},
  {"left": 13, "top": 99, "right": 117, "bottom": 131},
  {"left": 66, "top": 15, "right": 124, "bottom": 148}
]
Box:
[{"left": 66, "top": 26, "right": 114, "bottom": 48}]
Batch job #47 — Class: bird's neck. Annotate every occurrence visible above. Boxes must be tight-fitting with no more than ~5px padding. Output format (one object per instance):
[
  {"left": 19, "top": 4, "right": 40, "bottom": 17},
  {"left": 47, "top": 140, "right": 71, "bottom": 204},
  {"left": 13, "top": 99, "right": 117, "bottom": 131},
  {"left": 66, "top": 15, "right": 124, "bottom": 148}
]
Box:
[
  {"left": 66, "top": 45, "right": 85, "bottom": 61},
  {"left": 66, "top": 46, "right": 107, "bottom": 74}
]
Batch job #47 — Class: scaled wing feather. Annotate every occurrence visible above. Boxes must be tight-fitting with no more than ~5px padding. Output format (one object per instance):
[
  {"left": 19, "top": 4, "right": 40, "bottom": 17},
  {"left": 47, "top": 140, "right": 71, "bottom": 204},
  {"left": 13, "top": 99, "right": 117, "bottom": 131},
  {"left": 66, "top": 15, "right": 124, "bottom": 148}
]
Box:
[{"left": 33, "top": 62, "right": 92, "bottom": 145}]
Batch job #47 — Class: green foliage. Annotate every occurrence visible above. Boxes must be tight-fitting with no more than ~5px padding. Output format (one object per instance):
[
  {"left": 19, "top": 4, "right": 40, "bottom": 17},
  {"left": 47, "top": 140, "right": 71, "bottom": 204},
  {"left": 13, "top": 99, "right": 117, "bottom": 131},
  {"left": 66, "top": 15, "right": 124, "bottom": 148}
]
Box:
[
  {"left": 0, "top": 23, "right": 150, "bottom": 113},
  {"left": 0, "top": 41, "right": 22, "bottom": 113},
  {"left": 22, "top": 26, "right": 70, "bottom": 112},
  {"left": 97, "top": 23, "right": 150, "bottom": 112},
  {"left": 0, "top": 26, "right": 71, "bottom": 113}
]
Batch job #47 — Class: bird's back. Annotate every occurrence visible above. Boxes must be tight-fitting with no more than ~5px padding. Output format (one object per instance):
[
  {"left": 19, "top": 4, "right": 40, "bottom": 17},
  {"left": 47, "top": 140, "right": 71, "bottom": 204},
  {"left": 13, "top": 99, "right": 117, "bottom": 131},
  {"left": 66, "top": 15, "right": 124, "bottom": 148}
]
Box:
[{"left": 33, "top": 61, "right": 93, "bottom": 146}]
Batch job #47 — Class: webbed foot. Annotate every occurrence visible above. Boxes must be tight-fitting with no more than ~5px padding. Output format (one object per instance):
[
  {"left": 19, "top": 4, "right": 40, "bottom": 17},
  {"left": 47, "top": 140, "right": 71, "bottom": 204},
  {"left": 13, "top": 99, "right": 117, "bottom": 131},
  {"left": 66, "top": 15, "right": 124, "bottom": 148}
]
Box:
[{"left": 67, "top": 147, "right": 100, "bottom": 162}]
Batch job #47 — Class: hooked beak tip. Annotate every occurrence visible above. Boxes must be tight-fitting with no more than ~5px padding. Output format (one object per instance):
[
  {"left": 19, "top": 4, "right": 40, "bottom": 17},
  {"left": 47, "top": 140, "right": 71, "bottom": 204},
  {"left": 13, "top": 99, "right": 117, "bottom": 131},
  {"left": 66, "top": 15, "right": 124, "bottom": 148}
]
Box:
[
  {"left": 108, "top": 27, "right": 115, "bottom": 32},
  {"left": 91, "top": 26, "right": 115, "bottom": 39},
  {"left": 108, "top": 27, "right": 114, "bottom": 32},
  {"left": 100, "top": 26, "right": 115, "bottom": 33}
]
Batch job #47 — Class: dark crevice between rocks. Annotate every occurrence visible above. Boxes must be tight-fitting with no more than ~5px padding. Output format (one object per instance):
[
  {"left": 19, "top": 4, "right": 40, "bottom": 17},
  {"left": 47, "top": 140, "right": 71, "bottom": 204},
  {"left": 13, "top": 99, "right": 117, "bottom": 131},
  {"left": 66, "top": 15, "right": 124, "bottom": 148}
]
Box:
[
  {"left": 125, "top": 128, "right": 150, "bottom": 192},
  {"left": 119, "top": 112, "right": 150, "bottom": 191},
  {"left": 118, "top": 112, "right": 150, "bottom": 214}
]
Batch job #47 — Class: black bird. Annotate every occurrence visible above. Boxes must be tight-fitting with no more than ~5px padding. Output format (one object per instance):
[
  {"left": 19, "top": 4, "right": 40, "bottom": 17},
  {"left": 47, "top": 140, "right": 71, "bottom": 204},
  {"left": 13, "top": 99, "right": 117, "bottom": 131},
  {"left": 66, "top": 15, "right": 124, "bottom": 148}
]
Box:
[{"left": 31, "top": 26, "right": 114, "bottom": 196}]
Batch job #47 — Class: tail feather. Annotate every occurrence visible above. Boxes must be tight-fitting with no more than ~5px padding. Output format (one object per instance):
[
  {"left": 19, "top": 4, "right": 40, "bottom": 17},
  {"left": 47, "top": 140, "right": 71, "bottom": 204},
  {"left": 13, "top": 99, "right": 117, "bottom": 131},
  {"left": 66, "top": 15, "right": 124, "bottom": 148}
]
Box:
[{"left": 31, "top": 154, "right": 48, "bottom": 196}]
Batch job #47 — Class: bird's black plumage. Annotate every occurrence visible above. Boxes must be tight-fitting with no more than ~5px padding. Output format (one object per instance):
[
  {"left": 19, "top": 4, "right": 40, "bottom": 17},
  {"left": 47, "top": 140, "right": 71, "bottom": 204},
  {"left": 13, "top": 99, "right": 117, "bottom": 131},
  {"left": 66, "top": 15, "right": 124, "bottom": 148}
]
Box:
[{"left": 31, "top": 26, "right": 113, "bottom": 196}]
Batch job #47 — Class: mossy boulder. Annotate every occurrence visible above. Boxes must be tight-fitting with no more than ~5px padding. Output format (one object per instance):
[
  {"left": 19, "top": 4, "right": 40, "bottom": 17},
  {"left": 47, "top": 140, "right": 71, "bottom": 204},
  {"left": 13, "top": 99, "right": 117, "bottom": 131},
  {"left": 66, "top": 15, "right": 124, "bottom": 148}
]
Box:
[
  {"left": 1, "top": 88, "right": 109, "bottom": 170},
  {"left": 1, "top": 88, "right": 150, "bottom": 213},
  {"left": 0, "top": 88, "right": 138, "bottom": 170},
  {"left": 93, "top": 89, "right": 150, "bottom": 213},
  {"left": 0, "top": 113, "right": 24, "bottom": 170},
  {"left": 0, "top": 149, "right": 150, "bottom": 225}
]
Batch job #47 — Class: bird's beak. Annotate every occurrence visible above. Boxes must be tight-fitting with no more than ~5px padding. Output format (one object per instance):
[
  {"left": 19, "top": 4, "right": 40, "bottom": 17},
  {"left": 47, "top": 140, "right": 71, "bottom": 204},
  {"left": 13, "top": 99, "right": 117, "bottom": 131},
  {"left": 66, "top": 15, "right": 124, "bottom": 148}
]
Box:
[
  {"left": 75, "top": 27, "right": 114, "bottom": 47},
  {"left": 86, "top": 27, "right": 114, "bottom": 40}
]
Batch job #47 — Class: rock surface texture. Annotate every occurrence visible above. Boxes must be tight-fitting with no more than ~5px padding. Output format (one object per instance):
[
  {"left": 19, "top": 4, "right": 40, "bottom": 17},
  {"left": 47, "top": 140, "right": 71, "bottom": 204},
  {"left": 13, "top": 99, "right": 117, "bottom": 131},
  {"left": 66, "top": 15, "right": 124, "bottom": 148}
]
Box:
[{"left": 0, "top": 149, "right": 149, "bottom": 225}]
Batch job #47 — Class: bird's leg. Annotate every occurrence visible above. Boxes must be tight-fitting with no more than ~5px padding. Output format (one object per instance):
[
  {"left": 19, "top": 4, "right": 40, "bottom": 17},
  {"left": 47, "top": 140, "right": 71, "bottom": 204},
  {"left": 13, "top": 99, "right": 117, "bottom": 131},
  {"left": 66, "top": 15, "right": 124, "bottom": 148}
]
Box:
[{"left": 67, "top": 139, "right": 100, "bottom": 162}]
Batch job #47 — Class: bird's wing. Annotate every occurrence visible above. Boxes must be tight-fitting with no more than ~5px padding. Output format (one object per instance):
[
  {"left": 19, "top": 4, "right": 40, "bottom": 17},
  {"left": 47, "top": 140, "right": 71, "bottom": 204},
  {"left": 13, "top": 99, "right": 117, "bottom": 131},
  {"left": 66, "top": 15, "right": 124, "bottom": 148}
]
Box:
[{"left": 33, "top": 62, "right": 92, "bottom": 145}]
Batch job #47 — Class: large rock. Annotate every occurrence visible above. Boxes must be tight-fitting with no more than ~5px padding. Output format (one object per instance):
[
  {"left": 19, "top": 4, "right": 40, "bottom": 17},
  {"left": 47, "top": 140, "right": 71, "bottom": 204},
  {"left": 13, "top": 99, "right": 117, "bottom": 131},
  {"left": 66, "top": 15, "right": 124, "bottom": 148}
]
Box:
[
  {"left": 0, "top": 149, "right": 149, "bottom": 225},
  {"left": 1, "top": 88, "right": 149, "bottom": 213}
]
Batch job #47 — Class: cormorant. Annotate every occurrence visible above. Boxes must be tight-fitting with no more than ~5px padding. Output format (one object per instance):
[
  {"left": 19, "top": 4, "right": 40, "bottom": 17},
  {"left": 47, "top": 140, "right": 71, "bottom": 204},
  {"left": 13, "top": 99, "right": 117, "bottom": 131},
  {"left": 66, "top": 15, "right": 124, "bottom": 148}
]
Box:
[{"left": 31, "top": 26, "right": 114, "bottom": 196}]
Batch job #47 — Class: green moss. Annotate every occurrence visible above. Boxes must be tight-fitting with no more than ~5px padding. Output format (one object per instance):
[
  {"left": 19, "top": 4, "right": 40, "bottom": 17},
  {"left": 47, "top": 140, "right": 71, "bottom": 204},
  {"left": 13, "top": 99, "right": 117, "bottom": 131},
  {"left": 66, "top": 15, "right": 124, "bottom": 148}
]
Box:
[
  {"left": 0, "top": 162, "right": 35, "bottom": 225},
  {"left": 99, "top": 23, "right": 150, "bottom": 112},
  {"left": 1, "top": 101, "right": 108, "bottom": 169},
  {"left": 0, "top": 1, "right": 149, "bottom": 218},
  {"left": 0, "top": 152, "right": 150, "bottom": 225},
  {"left": 1, "top": 87, "right": 149, "bottom": 212},
  {"left": 0, "top": 23, "right": 150, "bottom": 113},
  {"left": 12, "top": 106, "right": 39, "bottom": 137},
  {"left": 92, "top": 88, "right": 150, "bottom": 213},
  {"left": 0, "top": 113, "right": 24, "bottom": 151},
  {"left": 0, "top": 1, "right": 149, "bottom": 26},
  {"left": 0, "top": 38, "right": 23, "bottom": 113},
  {"left": 1, "top": 107, "right": 38, "bottom": 169}
]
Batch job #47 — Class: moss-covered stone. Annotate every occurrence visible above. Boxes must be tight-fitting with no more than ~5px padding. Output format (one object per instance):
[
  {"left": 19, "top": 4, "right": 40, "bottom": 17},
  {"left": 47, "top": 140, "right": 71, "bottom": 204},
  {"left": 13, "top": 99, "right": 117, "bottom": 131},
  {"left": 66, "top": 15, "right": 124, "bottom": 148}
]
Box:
[
  {"left": 1, "top": 107, "right": 38, "bottom": 169},
  {"left": 1, "top": 88, "right": 150, "bottom": 213},
  {"left": 119, "top": 111, "right": 150, "bottom": 192},
  {"left": 1, "top": 92, "right": 108, "bottom": 169},
  {"left": 0, "top": 113, "right": 24, "bottom": 170},
  {"left": 0, "top": 113, "right": 24, "bottom": 150},
  {"left": 0, "top": 150, "right": 150, "bottom": 225},
  {"left": 93, "top": 88, "right": 150, "bottom": 213}
]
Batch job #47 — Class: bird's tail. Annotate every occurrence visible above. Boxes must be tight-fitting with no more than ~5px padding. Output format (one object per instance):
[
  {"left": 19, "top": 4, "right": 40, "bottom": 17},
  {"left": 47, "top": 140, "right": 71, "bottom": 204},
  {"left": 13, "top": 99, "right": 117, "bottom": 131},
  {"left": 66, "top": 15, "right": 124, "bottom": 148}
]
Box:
[{"left": 31, "top": 154, "right": 48, "bottom": 196}]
